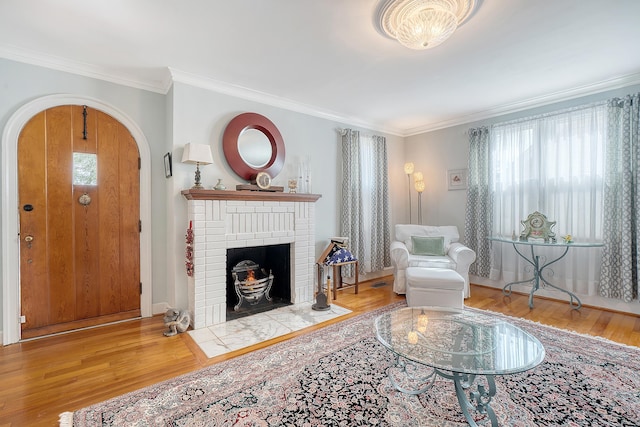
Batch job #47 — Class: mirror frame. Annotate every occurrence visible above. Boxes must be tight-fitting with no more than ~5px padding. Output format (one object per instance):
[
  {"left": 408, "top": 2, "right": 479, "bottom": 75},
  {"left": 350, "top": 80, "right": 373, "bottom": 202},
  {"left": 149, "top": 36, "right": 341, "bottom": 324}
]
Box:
[{"left": 223, "top": 112, "right": 285, "bottom": 180}]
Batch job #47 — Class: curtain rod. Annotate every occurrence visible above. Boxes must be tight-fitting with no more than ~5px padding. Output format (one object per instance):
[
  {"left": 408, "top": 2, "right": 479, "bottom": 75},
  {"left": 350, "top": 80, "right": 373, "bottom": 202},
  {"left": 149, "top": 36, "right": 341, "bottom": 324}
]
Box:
[
  {"left": 337, "top": 127, "right": 380, "bottom": 139},
  {"left": 492, "top": 100, "right": 609, "bottom": 128}
]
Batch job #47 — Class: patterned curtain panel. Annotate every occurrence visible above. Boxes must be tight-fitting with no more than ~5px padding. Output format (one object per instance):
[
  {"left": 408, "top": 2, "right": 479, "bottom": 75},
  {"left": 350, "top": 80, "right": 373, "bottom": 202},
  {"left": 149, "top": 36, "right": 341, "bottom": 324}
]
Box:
[
  {"left": 600, "top": 93, "right": 640, "bottom": 302},
  {"left": 340, "top": 130, "right": 391, "bottom": 275},
  {"left": 340, "top": 129, "right": 364, "bottom": 275},
  {"left": 368, "top": 135, "right": 391, "bottom": 271},
  {"left": 464, "top": 126, "right": 492, "bottom": 277}
]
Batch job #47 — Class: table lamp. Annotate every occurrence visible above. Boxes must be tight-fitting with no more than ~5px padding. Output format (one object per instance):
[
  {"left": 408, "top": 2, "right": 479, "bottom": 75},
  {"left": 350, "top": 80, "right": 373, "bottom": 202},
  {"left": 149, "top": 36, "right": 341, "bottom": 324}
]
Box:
[{"left": 182, "top": 143, "right": 213, "bottom": 189}]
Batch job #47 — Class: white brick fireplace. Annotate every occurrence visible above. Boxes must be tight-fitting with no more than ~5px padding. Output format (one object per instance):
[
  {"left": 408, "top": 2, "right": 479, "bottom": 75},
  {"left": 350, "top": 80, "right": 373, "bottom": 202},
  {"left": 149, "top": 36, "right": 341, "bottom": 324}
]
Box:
[{"left": 182, "top": 189, "right": 321, "bottom": 329}]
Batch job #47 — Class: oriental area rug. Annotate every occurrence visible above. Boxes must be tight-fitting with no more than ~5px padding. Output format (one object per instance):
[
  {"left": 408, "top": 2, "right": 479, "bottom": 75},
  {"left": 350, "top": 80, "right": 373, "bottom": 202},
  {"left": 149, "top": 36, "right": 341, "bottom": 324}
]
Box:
[{"left": 61, "top": 302, "right": 640, "bottom": 426}]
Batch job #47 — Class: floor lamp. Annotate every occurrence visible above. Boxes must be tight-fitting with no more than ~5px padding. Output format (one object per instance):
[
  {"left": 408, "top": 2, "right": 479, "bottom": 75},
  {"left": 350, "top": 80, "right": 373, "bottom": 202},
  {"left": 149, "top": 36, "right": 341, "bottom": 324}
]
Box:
[
  {"left": 404, "top": 162, "right": 414, "bottom": 223},
  {"left": 415, "top": 179, "right": 425, "bottom": 224}
]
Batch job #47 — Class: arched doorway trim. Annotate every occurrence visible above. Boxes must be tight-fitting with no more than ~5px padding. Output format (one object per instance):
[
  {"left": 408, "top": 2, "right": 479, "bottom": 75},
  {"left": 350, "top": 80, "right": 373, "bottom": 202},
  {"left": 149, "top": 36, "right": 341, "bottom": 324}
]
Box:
[{"left": 2, "top": 94, "right": 153, "bottom": 345}]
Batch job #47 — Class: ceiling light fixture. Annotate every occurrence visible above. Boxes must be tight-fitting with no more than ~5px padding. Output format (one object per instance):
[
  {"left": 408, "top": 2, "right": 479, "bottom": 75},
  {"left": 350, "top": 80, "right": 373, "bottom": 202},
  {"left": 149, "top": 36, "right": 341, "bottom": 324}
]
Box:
[{"left": 376, "top": 0, "right": 477, "bottom": 50}]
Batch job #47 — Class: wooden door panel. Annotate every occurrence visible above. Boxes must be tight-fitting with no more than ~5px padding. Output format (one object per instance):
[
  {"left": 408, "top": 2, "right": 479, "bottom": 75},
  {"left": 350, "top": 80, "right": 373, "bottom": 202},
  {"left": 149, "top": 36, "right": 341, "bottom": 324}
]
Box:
[
  {"left": 74, "top": 183, "right": 101, "bottom": 319},
  {"left": 117, "top": 118, "right": 141, "bottom": 312},
  {"left": 19, "top": 105, "right": 141, "bottom": 338},
  {"left": 73, "top": 106, "right": 100, "bottom": 319},
  {"left": 45, "top": 106, "right": 75, "bottom": 325},
  {"left": 97, "top": 112, "right": 122, "bottom": 315},
  {"left": 18, "top": 112, "right": 49, "bottom": 330}
]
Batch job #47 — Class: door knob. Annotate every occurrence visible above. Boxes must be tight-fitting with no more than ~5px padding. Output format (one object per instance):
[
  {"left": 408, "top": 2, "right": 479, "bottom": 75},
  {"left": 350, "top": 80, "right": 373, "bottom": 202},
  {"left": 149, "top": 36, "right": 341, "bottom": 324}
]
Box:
[{"left": 24, "top": 235, "right": 34, "bottom": 242}]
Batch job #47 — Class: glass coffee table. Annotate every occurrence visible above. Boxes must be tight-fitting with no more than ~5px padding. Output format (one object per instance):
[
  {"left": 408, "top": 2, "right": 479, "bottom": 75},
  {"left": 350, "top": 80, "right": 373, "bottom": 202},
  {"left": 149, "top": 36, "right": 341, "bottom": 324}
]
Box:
[{"left": 375, "top": 307, "right": 545, "bottom": 426}]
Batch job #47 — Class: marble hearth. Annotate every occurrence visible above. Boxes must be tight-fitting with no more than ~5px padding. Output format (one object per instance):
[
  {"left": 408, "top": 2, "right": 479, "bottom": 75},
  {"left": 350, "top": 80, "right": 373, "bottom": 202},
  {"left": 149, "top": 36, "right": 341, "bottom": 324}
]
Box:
[{"left": 182, "top": 189, "right": 321, "bottom": 329}]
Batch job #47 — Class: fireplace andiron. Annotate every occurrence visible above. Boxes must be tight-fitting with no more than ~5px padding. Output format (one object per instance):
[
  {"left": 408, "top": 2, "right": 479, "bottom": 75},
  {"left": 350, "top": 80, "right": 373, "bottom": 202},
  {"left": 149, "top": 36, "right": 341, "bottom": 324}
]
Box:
[{"left": 231, "top": 260, "right": 274, "bottom": 311}]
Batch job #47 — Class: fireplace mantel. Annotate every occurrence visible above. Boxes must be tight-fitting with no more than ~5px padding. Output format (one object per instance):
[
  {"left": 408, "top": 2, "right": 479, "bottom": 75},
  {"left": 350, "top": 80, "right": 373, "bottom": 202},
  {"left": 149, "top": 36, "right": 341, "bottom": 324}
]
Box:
[{"left": 182, "top": 189, "right": 321, "bottom": 202}]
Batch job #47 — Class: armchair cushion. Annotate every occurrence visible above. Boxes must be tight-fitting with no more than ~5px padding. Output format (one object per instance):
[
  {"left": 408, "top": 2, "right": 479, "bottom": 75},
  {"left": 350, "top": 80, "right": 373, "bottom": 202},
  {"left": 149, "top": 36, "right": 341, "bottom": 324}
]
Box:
[{"left": 410, "top": 236, "right": 446, "bottom": 256}]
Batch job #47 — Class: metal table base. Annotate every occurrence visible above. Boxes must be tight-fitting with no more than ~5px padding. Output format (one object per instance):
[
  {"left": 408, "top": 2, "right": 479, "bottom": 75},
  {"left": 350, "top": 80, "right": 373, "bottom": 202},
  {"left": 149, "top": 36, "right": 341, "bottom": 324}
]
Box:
[
  {"left": 388, "top": 355, "right": 498, "bottom": 427},
  {"left": 503, "top": 243, "right": 581, "bottom": 309}
]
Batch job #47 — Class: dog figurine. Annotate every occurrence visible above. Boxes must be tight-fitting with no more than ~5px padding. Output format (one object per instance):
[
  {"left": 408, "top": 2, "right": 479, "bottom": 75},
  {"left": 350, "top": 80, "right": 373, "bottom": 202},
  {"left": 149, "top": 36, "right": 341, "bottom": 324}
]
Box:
[{"left": 163, "top": 308, "right": 191, "bottom": 337}]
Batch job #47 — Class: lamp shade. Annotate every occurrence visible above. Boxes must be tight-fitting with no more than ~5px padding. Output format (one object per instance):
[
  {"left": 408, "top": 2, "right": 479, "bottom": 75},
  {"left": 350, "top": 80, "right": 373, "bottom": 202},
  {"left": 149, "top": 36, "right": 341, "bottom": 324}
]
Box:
[
  {"left": 182, "top": 143, "right": 213, "bottom": 165},
  {"left": 415, "top": 179, "right": 425, "bottom": 193},
  {"left": 413, "top": 171, "right": 423, "bottom": 182},
  {"left": 404, "top": 162, "right": 414, "bottom": 174}
]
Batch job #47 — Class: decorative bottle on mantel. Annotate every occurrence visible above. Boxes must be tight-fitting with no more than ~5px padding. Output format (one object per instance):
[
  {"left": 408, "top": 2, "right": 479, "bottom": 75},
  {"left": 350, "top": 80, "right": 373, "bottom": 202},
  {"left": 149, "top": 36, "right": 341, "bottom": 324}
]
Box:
[
  {"left": 297, "top": 157, "right": 311, "bottom": 193},
  {"left": 214, "top": 179, "right": 226, "bottom": 190}
]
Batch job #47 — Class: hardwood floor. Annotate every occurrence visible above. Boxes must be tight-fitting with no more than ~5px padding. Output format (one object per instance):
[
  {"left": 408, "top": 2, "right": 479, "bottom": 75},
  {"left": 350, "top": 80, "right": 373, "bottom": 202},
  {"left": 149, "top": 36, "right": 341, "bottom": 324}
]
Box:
[{"left": 1, "top": 276, "right": 638, "bottom": 427}]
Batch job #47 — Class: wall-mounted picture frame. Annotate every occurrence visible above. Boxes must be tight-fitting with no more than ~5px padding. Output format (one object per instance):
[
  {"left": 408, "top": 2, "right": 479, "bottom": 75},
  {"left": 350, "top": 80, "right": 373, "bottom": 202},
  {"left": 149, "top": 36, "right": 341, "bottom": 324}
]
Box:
[
  {"left": 164, "top": 152, "right": 172, "bottom": 178},
  {"left": 447, "top": 169, "right": 467, "bottom": 190}
]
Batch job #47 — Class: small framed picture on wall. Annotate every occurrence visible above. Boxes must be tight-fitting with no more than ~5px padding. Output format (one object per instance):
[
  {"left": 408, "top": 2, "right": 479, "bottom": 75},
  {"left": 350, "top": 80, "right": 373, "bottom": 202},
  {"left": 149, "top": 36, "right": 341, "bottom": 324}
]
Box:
[
  {"left": 164, "top": 152, "right": 172, "bottom": 178},
  {"left": 447, "top": 169, "right": 468, "bottom": 190}
]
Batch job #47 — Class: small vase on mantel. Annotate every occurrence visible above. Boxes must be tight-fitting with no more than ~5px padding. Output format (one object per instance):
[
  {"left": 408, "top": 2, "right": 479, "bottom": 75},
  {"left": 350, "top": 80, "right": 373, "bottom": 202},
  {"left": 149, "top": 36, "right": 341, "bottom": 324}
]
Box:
[{"left": 214, "top": 179, "right": 226, "bottom": 190}]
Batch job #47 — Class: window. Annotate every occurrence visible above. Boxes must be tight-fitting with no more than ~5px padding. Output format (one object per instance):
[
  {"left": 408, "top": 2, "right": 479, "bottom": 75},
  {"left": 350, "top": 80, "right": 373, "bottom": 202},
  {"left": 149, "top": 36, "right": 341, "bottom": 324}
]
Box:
[
  {"left": 491, "top": 104, "right": 607, "bottom": 241},
  {"left": 73, "top": 152, "right": 98, "bottom": 186},
  {"left": 487, "top": 104, "right": 608, "bottom": 296}
]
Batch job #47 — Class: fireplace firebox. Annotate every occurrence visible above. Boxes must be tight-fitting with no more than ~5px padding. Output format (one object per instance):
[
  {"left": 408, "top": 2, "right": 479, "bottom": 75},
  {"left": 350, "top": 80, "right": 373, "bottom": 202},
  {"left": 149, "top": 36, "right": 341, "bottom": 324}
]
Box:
[{"left": 226, "top": 243, "right": 291, "bottom": 320}]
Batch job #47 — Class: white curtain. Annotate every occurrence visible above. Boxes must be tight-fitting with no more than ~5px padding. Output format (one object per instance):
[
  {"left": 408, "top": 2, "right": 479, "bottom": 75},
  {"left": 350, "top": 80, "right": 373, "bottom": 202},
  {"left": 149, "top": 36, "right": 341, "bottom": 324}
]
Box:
[{"left": 489, "top": 103, "right": 607, "bottom": 296}]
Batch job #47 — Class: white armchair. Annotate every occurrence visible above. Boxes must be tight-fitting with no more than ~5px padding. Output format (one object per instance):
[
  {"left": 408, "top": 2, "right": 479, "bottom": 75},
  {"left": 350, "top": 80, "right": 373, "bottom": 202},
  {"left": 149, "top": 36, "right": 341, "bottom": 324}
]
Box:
[{"left": 390, "top": 224, "right": 476, "bottom": 298}]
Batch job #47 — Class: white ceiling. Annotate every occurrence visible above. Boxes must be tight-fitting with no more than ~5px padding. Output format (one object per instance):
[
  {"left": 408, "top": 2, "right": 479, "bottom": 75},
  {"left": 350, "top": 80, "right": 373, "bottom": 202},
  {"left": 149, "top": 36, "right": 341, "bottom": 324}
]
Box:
[{"left": 1, "top": 0, "right": 640, "bottom": 136}]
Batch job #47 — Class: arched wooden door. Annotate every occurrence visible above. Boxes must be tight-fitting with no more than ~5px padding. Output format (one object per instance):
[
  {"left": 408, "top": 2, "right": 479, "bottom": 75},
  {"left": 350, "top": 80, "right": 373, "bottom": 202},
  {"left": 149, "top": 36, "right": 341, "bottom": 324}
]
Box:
[{"left": 18, "top": 105, "right": 141, "bottom": 339}]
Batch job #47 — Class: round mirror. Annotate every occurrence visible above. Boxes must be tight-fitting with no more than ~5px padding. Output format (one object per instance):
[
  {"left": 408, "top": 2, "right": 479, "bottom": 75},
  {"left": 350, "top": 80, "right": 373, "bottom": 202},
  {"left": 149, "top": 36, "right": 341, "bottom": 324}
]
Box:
[
  {"left": 238, "top": 128, "right": 271, "bottom": 168},
  {"left": 223, "top": 113, "right": 285, "bottom": 180}
]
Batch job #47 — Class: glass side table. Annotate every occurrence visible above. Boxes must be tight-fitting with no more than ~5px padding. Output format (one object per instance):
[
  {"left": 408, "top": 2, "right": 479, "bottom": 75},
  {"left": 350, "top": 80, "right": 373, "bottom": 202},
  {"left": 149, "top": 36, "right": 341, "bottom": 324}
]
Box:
[{"left": 488, "top": 237, "right": 604, "bottom": 309}]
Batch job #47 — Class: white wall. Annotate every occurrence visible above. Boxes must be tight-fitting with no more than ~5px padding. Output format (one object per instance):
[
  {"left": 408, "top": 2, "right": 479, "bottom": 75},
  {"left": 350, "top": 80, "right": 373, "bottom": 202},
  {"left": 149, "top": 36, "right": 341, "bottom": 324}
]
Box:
[
  {"left": 0, "top": 59, "right": 406, "bottom": 332},
  {"left": 166, "top": 81, "right": 405, "bottom": 309},
  {"left": 5, "top": 54, "right": 636, "bottom": 333},
  {"left": 406, "top": 83, "right": 640, "bottom": 238},
  {"left": 0, "top": 58, "right": 168, "bottom": 335},
  {"left": 405, "top": 82, "right": 640, "bottom": 315},
  {"left": 404, "top": 126, "right": 469, "bottom": 232}
]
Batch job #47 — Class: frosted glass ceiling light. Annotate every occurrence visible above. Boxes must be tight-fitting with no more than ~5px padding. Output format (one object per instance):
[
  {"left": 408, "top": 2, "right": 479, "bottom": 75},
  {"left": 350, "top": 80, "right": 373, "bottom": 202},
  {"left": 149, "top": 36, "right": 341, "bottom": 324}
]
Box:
[{"left": 376, "top": 0, "right": 477, "bottom": 50}]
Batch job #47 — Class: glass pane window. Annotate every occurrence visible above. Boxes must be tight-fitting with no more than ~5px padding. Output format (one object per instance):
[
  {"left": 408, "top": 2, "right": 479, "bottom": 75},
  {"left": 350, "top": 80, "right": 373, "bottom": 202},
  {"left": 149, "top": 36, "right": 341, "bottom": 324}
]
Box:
[
  {"left": 490, "top": 105, "right": 606, "bottom": 240},
  {"left": 73, "top": 152, "right": 97, "bottom": 185}
]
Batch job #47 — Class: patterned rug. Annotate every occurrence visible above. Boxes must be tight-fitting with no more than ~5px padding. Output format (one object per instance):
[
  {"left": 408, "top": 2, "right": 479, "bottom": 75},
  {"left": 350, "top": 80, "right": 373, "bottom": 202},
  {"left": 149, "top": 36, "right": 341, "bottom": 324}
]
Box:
[{"left": 62, "top": 303, "right": 640, "bottom": 426}]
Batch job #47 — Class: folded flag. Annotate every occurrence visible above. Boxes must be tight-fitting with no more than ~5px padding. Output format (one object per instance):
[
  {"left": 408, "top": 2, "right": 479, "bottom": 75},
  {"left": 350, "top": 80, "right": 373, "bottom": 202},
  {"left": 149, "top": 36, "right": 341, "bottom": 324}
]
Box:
[{"left": 326, "top": 248, "right": 357, "bottom": 265}]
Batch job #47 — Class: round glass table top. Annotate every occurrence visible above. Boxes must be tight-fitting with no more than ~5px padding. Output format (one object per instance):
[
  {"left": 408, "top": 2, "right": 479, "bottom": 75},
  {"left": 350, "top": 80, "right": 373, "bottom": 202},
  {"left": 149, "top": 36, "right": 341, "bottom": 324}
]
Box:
[
  {"left": 375, "top": 307, "right": 545, "bottom": 375},
  {"left": 488, "top": 236, "right": 604, "bottom": 248}
]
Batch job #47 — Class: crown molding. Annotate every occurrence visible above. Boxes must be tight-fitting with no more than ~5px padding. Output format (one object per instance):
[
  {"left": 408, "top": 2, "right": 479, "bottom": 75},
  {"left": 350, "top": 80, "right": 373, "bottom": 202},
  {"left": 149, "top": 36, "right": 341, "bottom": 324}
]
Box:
[
  {"left": 167, "top": 68, "right": 404, "bottom": 136},
  {"left": 0, "top": 46, "right": 402, "bottom": 135},
  {"left": 0, "top": 44, "right": 167, "bottom": 94},
  {"left": 403, "top": 71, "right": 640, "bottom": 136},
  {"left": 3, "top": 45, "right": 638, "bottom": 138}
]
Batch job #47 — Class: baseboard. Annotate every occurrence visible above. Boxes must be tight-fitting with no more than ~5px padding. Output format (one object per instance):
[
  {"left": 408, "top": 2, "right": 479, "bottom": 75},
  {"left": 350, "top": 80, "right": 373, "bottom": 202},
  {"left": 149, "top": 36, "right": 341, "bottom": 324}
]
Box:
[
  {"left": 470, "top": 275, "right": 640, "bottom": 316},
  {"left": 152, "top": 302, "right": 170, "bottom": 315}
]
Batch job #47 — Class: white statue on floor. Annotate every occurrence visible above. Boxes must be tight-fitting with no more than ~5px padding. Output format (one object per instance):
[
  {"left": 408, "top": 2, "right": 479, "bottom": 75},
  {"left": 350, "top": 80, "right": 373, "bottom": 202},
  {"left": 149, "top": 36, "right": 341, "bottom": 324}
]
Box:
[{"left": 163, "top": 308, "right": 190, "bottom": 337}]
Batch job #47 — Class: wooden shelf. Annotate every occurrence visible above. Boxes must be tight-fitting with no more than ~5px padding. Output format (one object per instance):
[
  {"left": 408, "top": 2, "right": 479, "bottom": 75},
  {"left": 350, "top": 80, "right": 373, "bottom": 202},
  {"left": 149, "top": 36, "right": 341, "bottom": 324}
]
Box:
[{"left": 181, "top": 189, "right": 322, "bottom": 202}]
